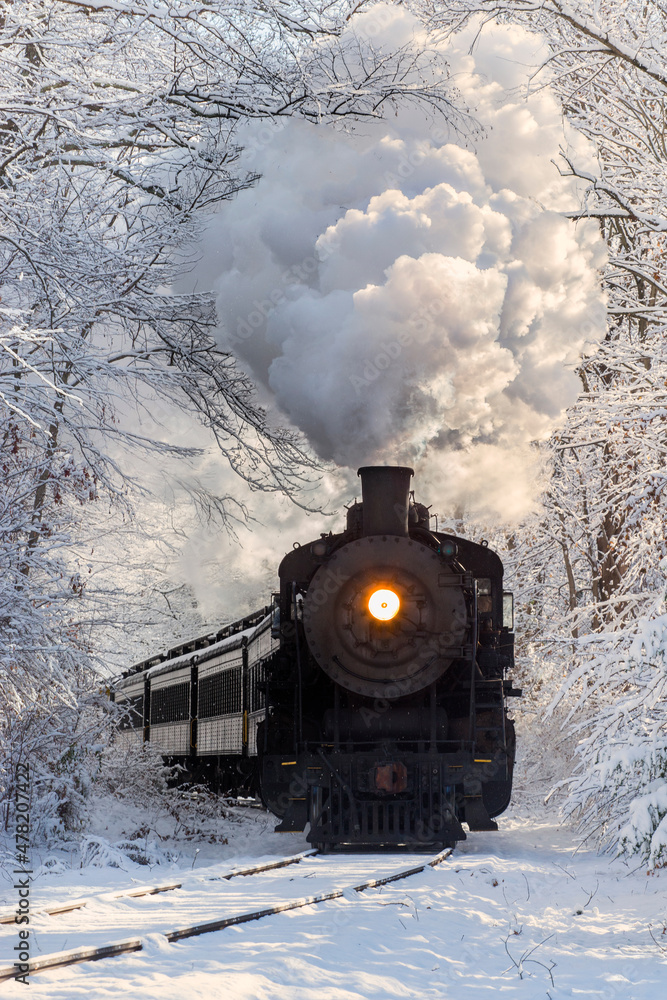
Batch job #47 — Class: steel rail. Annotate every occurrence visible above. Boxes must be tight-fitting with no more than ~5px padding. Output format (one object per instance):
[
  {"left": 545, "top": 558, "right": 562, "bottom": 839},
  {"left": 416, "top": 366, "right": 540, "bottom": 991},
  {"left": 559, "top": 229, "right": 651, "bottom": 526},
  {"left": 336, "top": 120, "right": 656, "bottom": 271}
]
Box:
[
  {"left": 0, "top": 849, "right": 318, "bottom": 925},
  {"left": 0, "top": 848, "right": 452, "bottom": 982}
]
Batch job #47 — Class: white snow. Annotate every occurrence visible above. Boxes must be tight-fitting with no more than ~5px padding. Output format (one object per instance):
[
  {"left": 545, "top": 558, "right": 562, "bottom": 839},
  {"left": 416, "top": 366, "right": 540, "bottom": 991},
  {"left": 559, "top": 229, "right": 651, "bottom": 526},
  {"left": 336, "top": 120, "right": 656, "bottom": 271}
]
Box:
[{"left": 2, "top": 795, "right": 666, "bottom": 998}]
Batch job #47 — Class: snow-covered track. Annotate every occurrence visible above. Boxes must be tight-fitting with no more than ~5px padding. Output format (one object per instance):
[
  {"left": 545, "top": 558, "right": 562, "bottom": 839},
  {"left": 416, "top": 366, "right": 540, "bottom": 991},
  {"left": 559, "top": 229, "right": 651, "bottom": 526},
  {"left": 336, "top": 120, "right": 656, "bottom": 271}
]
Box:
[
  {"left": 0, "top": 848, "right": 318, "bottom": 926},
  {"left": 0, "top": 848, "right": 452, "bottom": 983},
  {"left": 0, "top": 880, "right": 183, "bottom": 925}
]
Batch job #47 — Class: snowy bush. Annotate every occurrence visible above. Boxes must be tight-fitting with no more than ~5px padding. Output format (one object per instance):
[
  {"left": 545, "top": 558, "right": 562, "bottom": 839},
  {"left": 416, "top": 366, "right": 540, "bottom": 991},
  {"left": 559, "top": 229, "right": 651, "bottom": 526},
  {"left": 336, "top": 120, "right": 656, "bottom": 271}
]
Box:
[
  {"left": 78, "top": 834, "right": 172, "bottom": 869},
  {"left": 91, "top": 737, "right": 232, "bottom": 847},
  {"left": 1, "top": 697, "right": 173, "bottom": 848},
  {"left": 96, "top": 738, "right": 175, "bottom": 805},
  {"left": 0, "top": 692, "right": 108, "bottom": 842}
]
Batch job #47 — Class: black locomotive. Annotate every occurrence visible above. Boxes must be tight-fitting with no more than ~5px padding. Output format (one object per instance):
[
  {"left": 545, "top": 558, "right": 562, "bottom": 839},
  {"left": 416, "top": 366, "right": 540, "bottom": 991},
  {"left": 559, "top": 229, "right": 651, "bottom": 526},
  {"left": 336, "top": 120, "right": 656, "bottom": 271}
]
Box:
[{"left": 114, "top": 466, "right": 520, "bottom": 849}]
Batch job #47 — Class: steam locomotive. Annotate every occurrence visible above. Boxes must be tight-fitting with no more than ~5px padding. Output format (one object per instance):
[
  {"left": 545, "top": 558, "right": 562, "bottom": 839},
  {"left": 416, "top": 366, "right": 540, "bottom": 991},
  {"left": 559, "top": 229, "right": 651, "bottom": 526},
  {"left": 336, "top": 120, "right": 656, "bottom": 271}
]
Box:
[{"left": 114, "top": 466, "right": 520, "bottom": 848}]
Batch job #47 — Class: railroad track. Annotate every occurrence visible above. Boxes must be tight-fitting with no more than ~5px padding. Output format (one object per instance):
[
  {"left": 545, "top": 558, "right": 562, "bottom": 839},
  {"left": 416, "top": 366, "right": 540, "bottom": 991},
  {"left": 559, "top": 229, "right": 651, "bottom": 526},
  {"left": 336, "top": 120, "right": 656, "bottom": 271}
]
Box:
[
  {"left": 0, "top": 847, "right": 452, "bottom": 983},
  {"left": 0, "top": 848, "right": 318, "bottom": 925}
]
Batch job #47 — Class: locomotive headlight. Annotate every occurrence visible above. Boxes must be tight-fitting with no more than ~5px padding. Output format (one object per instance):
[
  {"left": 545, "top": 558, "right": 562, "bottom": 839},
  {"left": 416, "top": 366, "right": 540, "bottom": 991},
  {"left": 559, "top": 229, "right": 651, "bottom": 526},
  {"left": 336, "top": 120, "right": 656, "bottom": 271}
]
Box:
[{"left": 368, "top": 588, "right": 400, "bottom": 621}]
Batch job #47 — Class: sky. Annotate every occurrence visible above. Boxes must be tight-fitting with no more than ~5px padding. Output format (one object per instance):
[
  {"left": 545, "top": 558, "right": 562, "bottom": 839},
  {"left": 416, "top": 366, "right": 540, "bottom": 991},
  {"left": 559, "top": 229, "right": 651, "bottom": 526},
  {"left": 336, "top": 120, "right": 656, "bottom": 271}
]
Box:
[{"left": 165, "top": 5, "right": 607, "bottom": 623}]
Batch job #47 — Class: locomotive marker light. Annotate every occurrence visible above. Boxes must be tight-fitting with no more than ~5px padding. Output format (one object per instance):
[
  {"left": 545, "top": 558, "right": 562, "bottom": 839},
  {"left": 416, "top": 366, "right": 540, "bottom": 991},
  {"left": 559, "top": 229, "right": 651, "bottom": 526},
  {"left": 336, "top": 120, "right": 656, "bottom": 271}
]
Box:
[{"left": 368, "top": 588, "right": 400, "bottom": 621}]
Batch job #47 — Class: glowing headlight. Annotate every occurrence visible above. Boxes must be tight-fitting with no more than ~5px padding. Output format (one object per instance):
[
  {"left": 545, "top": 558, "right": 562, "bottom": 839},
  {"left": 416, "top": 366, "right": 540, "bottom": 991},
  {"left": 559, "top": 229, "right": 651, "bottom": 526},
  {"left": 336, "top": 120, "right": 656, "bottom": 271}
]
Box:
[{"left": 368, "top": 588, "right": 400, "bottom": 621}]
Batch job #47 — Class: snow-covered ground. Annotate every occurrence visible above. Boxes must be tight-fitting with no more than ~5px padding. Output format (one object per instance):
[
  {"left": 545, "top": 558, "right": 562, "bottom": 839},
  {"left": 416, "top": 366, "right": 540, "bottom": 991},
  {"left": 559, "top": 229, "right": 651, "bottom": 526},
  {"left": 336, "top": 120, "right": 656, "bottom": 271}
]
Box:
[{"left": 1, "top": 790, "right": 666, "bottom": 999}]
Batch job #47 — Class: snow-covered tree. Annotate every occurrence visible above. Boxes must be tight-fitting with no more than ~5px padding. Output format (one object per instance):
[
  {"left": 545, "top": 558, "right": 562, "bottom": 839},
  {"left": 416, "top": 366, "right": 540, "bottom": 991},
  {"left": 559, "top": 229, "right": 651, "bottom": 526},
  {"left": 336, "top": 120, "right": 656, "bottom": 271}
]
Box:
[
  {"left": 0, "top": 1, "right": 471, "bottom": 836},
  {"left": 419, "top": 0, "right": 667, "bottom": 861},
  {"left": 548, "top": 579, "right": 667, "bottom": 866}
]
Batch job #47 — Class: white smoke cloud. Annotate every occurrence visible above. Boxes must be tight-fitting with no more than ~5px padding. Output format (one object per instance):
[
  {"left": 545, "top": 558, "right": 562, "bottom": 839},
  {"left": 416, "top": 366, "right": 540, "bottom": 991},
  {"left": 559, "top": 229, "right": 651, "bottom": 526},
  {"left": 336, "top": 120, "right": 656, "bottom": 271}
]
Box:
[{"left": 198, "top": 4, "right": 607, "bottom": 522}]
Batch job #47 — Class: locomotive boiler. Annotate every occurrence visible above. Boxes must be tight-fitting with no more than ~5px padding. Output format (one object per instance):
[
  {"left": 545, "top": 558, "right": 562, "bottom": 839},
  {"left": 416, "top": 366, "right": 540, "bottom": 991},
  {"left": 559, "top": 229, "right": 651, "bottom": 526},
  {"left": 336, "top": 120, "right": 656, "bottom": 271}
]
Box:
[{"left": 113, "top": 466, "right": 520, "bottom": 849}]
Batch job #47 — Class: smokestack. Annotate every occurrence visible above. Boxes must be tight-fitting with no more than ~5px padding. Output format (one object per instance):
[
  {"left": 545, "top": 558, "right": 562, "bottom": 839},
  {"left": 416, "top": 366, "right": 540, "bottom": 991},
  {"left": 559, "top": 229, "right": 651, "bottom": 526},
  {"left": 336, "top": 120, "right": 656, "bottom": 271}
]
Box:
[{"left": 357, "top": 466, "right": 414, "bottom": 537}]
